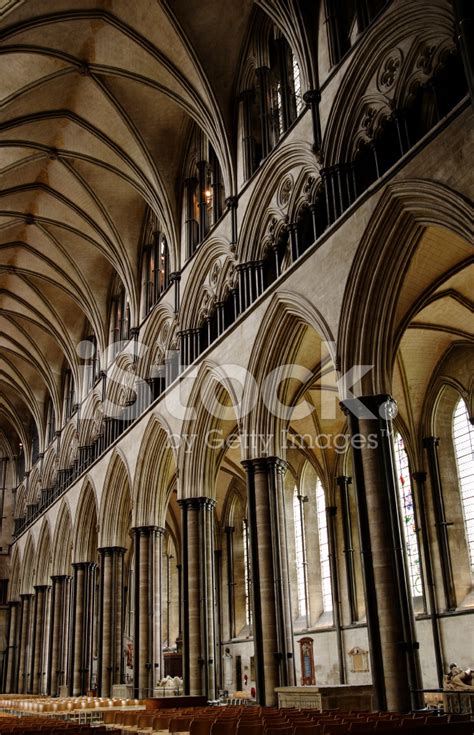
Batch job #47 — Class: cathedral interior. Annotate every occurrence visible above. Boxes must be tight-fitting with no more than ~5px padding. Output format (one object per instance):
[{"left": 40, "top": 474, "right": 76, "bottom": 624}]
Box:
[{"left": 0, "top": 0, "right": 473, "bottom": 716}]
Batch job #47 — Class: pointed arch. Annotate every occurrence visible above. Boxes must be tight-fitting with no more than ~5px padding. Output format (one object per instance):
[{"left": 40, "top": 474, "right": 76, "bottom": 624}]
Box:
[
  {"left": 73, "top": 478, "right": 98, "bottom": 563},
  {"left": 58, "top": 419, "right": 79, "bottom": 469},
  {"left": 9, "top": 545, "right": 22, "bottom": 602},
  {"left": 136, "top": 302, "right": 176, "bottom": 381},
  {"left": 51, "top": 501, "right": 73, "bottom": 576},
  {"left": 322, "top": 0, "right": 458, "bottom": 166},
  {"left": 133, "top": 415, "right": 177, "bottom": 527},
  {"left": 42, "top": 447, "right": 58, "bottom": 491},
  {"left": 338, "top": 179, "right": 473, "bottom": 395},
  {"left": 238, "top": 142, "right": 318, "bottom": 263},
  {"left": 242, "top": 290, "right": 337, "bottom": 458},
  {"left": 179, "top": 239, "right": 234, "bottom": 331},
  {"left": 26, "top": 466, "right": 41, "bottom": 506},
  {"left": 35, "top": 519, "right": 52, "bottom": 586},
  {"left": 20, "top": 533, "right": 36, "bottom": 595},
  {"left": 14, "top": 482, "right": 27, "bottom": 520},
  {"left": 78, "top": 390, "right": 103, "bottom": 447},
  {"left": 178, "top": 360, "right": 242, "bottom": 500},
  {"left": 99, "top": 450, "right": 132, "bottom": 548}
]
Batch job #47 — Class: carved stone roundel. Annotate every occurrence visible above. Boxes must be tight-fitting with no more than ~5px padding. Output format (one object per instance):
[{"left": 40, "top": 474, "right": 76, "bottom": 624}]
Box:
[
  {"left": 377, "top": 48, "right": 403, "bottom": 93},
  {"left": 278, "top": 175, "right": 293, "bottom": 208}
]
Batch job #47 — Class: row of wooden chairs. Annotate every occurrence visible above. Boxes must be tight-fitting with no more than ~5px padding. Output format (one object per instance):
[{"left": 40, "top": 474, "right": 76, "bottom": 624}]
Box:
[
  {"left": 0, "top": 698, "right": 142, "bottom": 714},
  {"left": 100, "top": 707, "right": 473, "bottom": 735},
  {"left": 0, "top": 714, "right": 123, "bottom": 735}
]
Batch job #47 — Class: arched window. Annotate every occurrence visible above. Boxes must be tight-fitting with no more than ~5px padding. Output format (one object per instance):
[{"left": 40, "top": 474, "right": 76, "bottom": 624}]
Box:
[
  {"left": 393, "top": 433, "right": 423, "bottom": 598},
  {"left": 80, "top": 331, "right": 100, "bottom": 395},
  {"left": 316, "top": 478, "right": 332, "bottom": 612},
  {"left": 325, "top": 0, "right": 390, "bottom": 66},
  {"left": 110, "top": 282, "right": 130, "bottom": 353},
  {"left": 144, "top": 232, "right": 170, "bottom": 313},
  {"left": 63, "top": 368, "right": 75, "bottom": 421},
  {"left": 183, "top": 131, "right": 224, "bottom": 257},
  {"left": 240, "top": 24, "right": 303, "bottom": 181},
  {"left": 293, "top": 488, "right": 307, "bottom": 618},
  {"left": 46, "top": 399, "right": 56, "bottom": 446},
  {"left": 453, "top": 398, "right": 474, "bottom": 576},
  {"left": 242, "top": 518, "right": 252, "bottom": 625}
]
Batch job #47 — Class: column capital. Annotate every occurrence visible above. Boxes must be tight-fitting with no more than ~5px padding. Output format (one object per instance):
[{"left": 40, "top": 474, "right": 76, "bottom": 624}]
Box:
[
  {"left": 72, "top": 561, "right": 97, "bottom": 571},
  {"left": 241, "top": 456, "right": 288, "bottom": 475},
  {"left": 303, "top": 89, "right": 321, "bottom": 104},
  {"left": 340, "top": 394, "right": 397, "bottom": 420},
  {"left": 336, "top": 475, "right": 352, "bottom": 487},
  {"left": 178, "top": 496, "right": 216, "bottom": 511},
  {"left": 412, "top": 471, "right": 427, "bottom": 483},
  {"left": 225, "top": 196, "right": 238, "bottom": 209},
  {"left": 326, "top": 505, "right": 338, "bottom": 517},
  {"left": 51, "top": 574, "right": 71, "bottom": 582},
  {"left": 224, "top": 525, "right": 235, "bottom": 535},
  {"left": 20, "top": 592, "right": 33, "bottom": 600},
  {"left": 131, "top": 525, "right": 165, "bottom": 537},
  {"left": 98, "top": 546, "right": 127, "bottom": 556},
  {"left": 7, "top": 599, "right": 20, "bottom": 608},
  {"left": 33, "top": 584, "right": 50, "bottom": 593},
  {"left": 423, "top": 436, "right": 440, "bottom": 449},
  {"left": 169, "top": 271, "right": 181, "bottom": 283}
]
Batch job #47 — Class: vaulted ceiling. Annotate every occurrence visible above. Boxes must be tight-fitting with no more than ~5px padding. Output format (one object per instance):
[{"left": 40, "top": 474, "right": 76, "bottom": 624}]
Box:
[{"left": 0, "top": 0, "right": 254, "bottom": 459}]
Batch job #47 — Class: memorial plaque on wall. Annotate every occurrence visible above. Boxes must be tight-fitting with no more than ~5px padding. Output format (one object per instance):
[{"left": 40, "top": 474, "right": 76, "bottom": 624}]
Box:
[{"left": 299, "top": 637, "right": 316, "bottom": 685}]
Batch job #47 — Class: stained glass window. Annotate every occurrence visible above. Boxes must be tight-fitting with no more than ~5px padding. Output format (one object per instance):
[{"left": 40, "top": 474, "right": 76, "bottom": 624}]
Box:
[
  {"left": 292, "top": 56, "right": 304, "bottom": 114},
  {"left": 453, "top": 398, "right": 474, "bottom": 576},
  {"left": 316, "top": 479, "right": 333, "bottom": 612},
  {"left": 293, "top": 488, "right": 307, "bottom": 617},
  {"left": 242, "top": 518, "right": 252, "bottom": 625},
  {"left": 394, "top": 432, "right": 423, "bottom": 597}
]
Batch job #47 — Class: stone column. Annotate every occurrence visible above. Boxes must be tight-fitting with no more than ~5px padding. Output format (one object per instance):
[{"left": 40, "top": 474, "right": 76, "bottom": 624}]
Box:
[
  {"left": 337, "top": 476, "right": 358, "bottom": 623},
  {"left": 423, "top": 437, "right": 456, "bottom": 611},
  {"left": 18, "top": 593, "right": 33, "bottom": 693},
  {"left": 179, "top": 498, "right": 217, "bottom": 699},
  {"left": 241, "top": 458, "right": 295, "bottom": 705},
  {"left": 342, "top": 396, "right": 423, "bottom": 712},
  {"left": 256, "top": 66, "right": 271, "bottom": 158},
  {"left": 225, "top": 527, "right": 236, "bottom": 640},
  {"left": 132, "top": 527, "right": 163, "bottom": 699},
  {"left": 31, "top": 585, "right": 49, "bottom": 694},
  {"left": 303, "top": 89, "right": 322, "bottom": 153},
  {"left": 326, "top": 506, "right": 346, "bottom": 684},
  {"left": 69, "top": 562, "right": 96, "bottom": 695},
  {"left": 47, "top": 575, "right": 70, "bottom": 695},
  {"left": 98, "top": 547, "right": 126, "bottom": 697},
  {"left": 5, "top": 600, "right": 20, "bottom": 693},
  {"left": 412, "top": 471, "right": 444, "bottom": 687}
]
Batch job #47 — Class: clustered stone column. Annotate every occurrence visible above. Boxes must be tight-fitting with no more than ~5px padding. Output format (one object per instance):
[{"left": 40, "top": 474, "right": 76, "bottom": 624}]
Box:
[
  {"left": 5, "top": 600, "right": 20, "bottom": 693},
  {"left": 31, "top": 584, "right": 49, "bottom": 693},
  {"left": 412, "top": 471, "right": 444, "bottom": 687},
  {"left": 337, "top": 475, "right": 358, "bottom": 624},
  {"left": 132, "top": 527, "right": 163, "bottom": 699},
  {"left": 18, "top": 593, "right": 33, "bottom": 693},
  {"left": 342, "top": 395, "right": 422, "bottom": 712},
  {"left": 242, "top": 457, "right": 295, "bottom": 706},
  {"left": 423, "top": 436, "right": 456, "bottom": 611},
  {"left": 180, "top": 498, "right": 217, "bottom": 699},
  {"left": 47, "top": 575, "right": 71, "bottom": 695},
  {"left": 225, "top": 526, "right": 236, "bottom": 640},
  {"left": 69, "top": 562, "right": 96, "bottom": 696},
  {"left": 98, "top": 547, "right": 126, "bottom": 697}
]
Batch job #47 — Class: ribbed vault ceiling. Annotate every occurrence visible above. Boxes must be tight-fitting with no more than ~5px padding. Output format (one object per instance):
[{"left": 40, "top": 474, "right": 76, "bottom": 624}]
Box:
[{"left": 0, "top": 0, "right": 254, "bottom": 458}]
